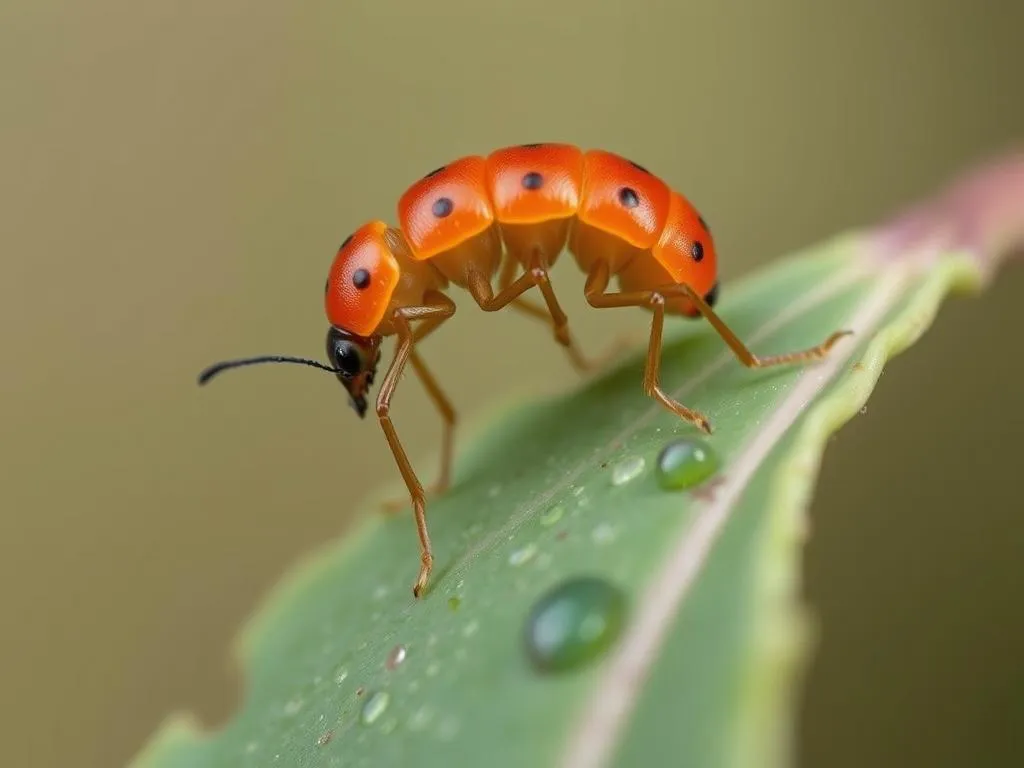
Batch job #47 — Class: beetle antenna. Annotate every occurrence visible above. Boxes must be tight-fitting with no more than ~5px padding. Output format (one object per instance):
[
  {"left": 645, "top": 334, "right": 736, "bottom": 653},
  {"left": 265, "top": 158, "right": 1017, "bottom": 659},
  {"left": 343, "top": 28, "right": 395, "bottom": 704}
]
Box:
[{"left": 198, "top": 355, "right": 344, "bottom": 385}]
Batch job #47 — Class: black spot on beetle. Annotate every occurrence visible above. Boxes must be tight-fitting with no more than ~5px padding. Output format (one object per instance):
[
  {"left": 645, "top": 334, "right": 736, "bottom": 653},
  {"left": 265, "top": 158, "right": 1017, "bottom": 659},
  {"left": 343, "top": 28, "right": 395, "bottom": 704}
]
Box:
[
  {"left": 521, "top": 171, "right": 544, "bottom": 190},
  {"left": 324, "top": 278, "right": 330, "bottom": 294},
  {"left": 340, "top": 233, "right": 354, "bottom": 251},
  {"left": 691, "top": 241, "right": 704, "bottom": 262},
  {"left": 432, "top": 197, "right": 454, "bottom": 218},
  {"left": 618, "top": 187, "right": 640, "bottom": 209},
  {"left": 352, "top": 268, "right": 371, "bottom": 290},
  {"left": 704, "top": 282, "right": 720, "bottom": 307}
]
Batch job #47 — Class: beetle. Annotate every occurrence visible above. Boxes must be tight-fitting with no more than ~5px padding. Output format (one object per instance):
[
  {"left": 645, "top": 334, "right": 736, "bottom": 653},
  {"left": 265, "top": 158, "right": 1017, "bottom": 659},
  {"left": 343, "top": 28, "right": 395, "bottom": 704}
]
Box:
[{"left": 199, "top": 143, "right": 850, "bottom": 597}]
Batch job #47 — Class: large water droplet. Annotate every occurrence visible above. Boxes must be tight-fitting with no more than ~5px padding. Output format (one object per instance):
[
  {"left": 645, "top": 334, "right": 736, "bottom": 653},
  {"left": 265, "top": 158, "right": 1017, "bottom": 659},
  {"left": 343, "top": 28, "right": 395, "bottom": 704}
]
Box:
[
  {"left": 610, "top": 456, "right": 646, "bottom": 486},
  {"left": 385, "top": 644, "right": 407, "bottom": 670},
  {"left": 523, "top": 576, "right": 628, "bottom": 673},
  {"left": 360, "top": 691, "right": 391, "bottom": 725},
  {"left": 656, "top": 438, "right": 720, "bottom": 490}
]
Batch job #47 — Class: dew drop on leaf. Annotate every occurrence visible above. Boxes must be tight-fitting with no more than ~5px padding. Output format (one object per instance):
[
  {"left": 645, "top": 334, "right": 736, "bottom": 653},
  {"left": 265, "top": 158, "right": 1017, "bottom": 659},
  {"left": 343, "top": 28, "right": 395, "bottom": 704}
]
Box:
[
  {"left": 539, "top": 505, "right": 565, "bottom": 526},
  {"left": 655, "top": 438, "right": 720, "bottom": 490},
  {"left": 408, "top": 706, "right": 433, "bottom": 731},
  {"left": 610, "top": 455, "right": 646, "bottom": 486},
  {"left": 522, "top": 576, "right": 628, "bottom": 673},
  {"left": 508, "top": 543, "right": 537, "bottom": 566},
  {"left": 360, "top": 691, "right": 390, "bottom": 725},
  {"left": 591, "top": 523, "right": 617, "bottom": 544},
  {"left": 385, "top": 644, "right": 407, "bottom": 670}
]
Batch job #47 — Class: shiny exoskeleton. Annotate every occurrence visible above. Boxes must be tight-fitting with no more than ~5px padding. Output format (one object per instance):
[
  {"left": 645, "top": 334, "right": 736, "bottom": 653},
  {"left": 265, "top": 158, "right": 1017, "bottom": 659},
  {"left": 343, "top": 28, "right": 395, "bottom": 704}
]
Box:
[{"left": 199, "top": 143, "right": 850, "bottom": 598}]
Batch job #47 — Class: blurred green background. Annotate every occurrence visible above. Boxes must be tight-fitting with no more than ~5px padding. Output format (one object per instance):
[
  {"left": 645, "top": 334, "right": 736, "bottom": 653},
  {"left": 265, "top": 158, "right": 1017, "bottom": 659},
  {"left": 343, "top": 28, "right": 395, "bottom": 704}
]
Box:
[{"left": 2, "top": 1, "right": 1022, "bottom": 766}]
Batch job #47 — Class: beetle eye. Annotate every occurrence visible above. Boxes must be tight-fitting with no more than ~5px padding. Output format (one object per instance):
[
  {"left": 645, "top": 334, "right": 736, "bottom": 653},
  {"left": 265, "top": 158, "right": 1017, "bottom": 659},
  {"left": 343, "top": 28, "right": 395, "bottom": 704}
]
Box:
[{"left": 329, "top": 338, "right": 362, "bottom": 378}]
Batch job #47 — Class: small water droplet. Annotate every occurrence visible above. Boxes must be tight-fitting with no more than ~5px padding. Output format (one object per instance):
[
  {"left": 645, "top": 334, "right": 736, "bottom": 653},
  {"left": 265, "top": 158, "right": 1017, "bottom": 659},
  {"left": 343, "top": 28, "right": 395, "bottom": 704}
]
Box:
[
  {"left": 380, "top": 717, "right": 398, "bottom": 734},
  {"left": 523, "top": 576, "right": 628, "bottom": 673},
  {"left": 508, "top": 543, "right": 537, "bottom": 566},
  {"left": 245, "top": 741, "right": 259, "bottom": 754},
  {"left": 334, "top": 666, "right": 349, "bottom": 685},
  {"left": 385, "top": 644, "right": 407, "bottom": 670},
  {"left": 571, "top": 485, "right": 585, "bottom": 497},
  {"left": 425, "top": 661, "right": 440, "bottom": 676},
  {"left": 408, "top": 706, "right": 434, "bottom": 731},
  {"left": 360, "top": 691, "right": 391, "bottom": 725},
  {"left": 591, "top": 523, "right": 617, "bottom": 544},
  {"left": 539, "top": 505, "right": 564, "bottom": 526},
  {"left": 462, "top": 619, "right": 480, "bottom": 638},
  {"left": 437, "top": 715, "right": 462, "bottom": 741},
  {"left": 373, "top": 584, "right": 389, "bottom": 600},
  {"left": 283, "top": 697, "right": 303, "bottom": 716},
  {"left": 317, "top": 730, "right": 334, "bottom": 746},
  {"left": 312, "top": 675, "right": 323, "bottom": 685},
  {"left": 611, "top": 456, "right": 646, "bottom": 486},
  {"left": 487, "top": 483, "right": 502, "bottom": 498},
  {"left": 656, "top": 438, "right": 720, "bottom": 490},
  {"left": 860, "top": 406, "right": 868, "bottom": 415},
  {"left": 447, "top": 596, "right": 462, "bottom": 612}
]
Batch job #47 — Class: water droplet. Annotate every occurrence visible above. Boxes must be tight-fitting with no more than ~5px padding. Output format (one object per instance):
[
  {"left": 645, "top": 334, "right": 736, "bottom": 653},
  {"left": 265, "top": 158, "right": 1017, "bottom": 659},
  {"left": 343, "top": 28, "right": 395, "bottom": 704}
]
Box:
[
  {"left": 539, "top": 505, "right": 564, "bottom": 526},
  {"left": 462, "top": 619, "right": 480, "bottom": 638},
  {"left": 447, "top": 596, "right": 462, "bottom": 612},
  {"left": 385, "top": 644, "right": 407, "bottom": 670},
  {"left": 425, "top": 661, "right": 440, "bottom": 677},
  {"left": 655, "top": 438, "right": 720, "bottom": 490},
  {"left": 591, "top": 523, "right": 617, "bottom": 544},
  {"left": 408, "top": 706, "right": 434, "bottom": 731},
  {"left": 317, "top": 730, "right": 334, "bottom": 746},
  {"left": 523, "top": 576, "right": 628, "bottom": 673},
  {"left": 571, "top": 485, "right": 585, "bottom": 497},
  {"left": 380, "top": 717, "right": 398, "bottom": 735},
  {"left": 373, "top": 584, "right": 389, "bottom": 600},
  {"left": 508, "top": 543, "right": 537, "bottom": 566},
  {"left": 437, "top": 715, "right": 462, "bottom": 741},
  {"left": 360, "top": 691, "right": 391, "bottom": 725},
  {"left": 283, "top": 697, "right": 303, "bottom": 715},
  {"left": 487, "top": 483, "right": 502, "bottom": 498},
  {"left": 334, "top": 666, "right": 349, "bottom": 685},
  {"left": 245, "top": 741, "right": 259, "bottom": 754},
  {"left": 611, "top": 456, "right": 646, "bottom": 486}
]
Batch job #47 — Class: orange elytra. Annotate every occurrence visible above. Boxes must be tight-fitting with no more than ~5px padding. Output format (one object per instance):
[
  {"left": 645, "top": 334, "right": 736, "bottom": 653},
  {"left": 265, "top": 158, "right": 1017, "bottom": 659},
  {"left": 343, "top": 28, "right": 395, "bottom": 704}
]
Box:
[{"left": 199, "top": 143, "right": 851, "bottom": 599}]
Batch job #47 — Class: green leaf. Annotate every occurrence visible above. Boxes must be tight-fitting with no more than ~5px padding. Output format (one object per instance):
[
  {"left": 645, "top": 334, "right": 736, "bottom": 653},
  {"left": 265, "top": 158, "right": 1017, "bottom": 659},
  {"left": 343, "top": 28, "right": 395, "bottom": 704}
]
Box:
[{"left": 134, "top": 152, "right": 1023, "bottom": 768}]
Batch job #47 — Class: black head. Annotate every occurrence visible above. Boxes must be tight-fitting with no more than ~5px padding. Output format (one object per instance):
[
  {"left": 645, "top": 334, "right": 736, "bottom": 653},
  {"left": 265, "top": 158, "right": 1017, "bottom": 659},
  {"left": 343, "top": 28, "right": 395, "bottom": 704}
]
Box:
[
  {"left": 197, "top": 327, "right": 382, "bottom": 420},
  {"left": 326, "top": 326, "right": 381, "bottom": 418}
]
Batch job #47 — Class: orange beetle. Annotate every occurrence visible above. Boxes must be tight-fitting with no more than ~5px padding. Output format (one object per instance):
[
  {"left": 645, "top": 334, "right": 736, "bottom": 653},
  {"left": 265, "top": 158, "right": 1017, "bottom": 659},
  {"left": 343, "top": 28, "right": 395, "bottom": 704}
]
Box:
[{"left": 199, "top": 143, "right": 850, "bottom": 597}]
